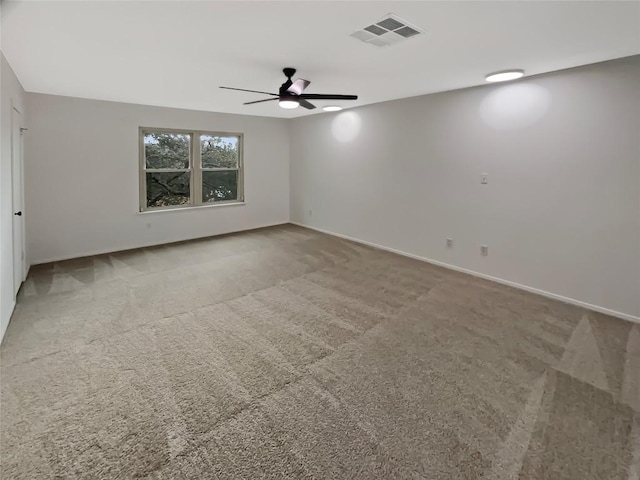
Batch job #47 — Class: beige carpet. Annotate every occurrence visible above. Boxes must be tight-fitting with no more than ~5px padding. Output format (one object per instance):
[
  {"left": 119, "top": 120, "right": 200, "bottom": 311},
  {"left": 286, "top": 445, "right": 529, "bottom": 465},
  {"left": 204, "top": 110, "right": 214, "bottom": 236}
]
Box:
[{"left": 1, "top": 224, "right": 638, "bottom": 479}]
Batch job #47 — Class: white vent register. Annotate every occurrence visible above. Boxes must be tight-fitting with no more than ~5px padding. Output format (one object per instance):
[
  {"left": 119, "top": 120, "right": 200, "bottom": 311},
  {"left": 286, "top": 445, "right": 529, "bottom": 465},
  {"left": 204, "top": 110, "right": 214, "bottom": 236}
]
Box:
[{"left": 350, "top": 14, "right": 424, "bottom": 47}]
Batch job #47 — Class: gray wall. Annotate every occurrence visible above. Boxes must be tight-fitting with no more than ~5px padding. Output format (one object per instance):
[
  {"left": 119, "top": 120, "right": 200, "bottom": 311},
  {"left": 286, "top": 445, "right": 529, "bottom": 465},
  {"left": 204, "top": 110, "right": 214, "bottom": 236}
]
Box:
[
  {"left": 290, "top": 56, "right": 640, "bottom": 319},
  {"left": 25, "top": 94, "right": 290, "bottom": 264}
]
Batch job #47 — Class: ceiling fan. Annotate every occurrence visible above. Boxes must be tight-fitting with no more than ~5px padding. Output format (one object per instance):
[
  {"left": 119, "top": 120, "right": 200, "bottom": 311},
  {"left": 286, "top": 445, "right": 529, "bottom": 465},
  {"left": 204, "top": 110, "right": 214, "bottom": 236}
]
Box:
[{"left": 219, "top": 68, "right": 358, "bottom": 110}]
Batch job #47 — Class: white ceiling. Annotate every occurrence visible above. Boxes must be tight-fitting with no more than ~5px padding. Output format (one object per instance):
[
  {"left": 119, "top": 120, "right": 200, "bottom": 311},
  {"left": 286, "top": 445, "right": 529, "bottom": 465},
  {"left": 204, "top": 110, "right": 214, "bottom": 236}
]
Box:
[{"left": 2, "top": 1, "right": 639, "bottom": 118}]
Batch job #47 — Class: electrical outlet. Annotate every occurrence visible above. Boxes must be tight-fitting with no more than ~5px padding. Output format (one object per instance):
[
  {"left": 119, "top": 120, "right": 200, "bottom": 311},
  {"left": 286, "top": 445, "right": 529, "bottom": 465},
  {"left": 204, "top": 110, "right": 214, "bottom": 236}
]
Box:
[
  {"left": 446, "top": 238, "right": 453, "bottom": 247},
  {"left": 481, "top": 245, "right": 488, "bottom": 256},
  {"left": 309, "top": 209, "right": 312, "bottom": 217},
  {"left": 481, "top": 173, "right": 488, "bottom": 185}
]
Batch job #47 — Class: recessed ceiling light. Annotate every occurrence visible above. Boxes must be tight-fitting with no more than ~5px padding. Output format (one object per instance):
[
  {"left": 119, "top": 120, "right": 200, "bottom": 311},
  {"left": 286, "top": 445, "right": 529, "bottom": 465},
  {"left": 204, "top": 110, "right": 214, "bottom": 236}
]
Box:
[
  {"left": 323, "top": 106, "right": 343, "bottom": 112},
  {"left": 485, "top": 70, "right": 524, "bottom": 83}
]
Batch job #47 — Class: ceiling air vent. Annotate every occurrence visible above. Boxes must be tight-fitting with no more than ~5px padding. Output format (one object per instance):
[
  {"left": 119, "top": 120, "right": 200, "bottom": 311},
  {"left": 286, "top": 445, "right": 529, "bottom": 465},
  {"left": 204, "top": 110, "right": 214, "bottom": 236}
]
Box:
[
  {"left": 350, "top": 13, "right": 424, "bottom": 47},
  {"left": 364, "top": 24, "right": 387, "bottom": 36},
  {"left": 395, "top": 26, "right": 421, "bottom": 38}
]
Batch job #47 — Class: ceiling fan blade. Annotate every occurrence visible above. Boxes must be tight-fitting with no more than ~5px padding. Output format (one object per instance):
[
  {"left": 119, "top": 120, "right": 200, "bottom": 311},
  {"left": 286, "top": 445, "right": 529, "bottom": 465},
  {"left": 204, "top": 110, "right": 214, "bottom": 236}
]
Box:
[
  {"left": 287, "top": 78, "right": 311, "bottom": 95},
  {"left": 300, "top": 94, "right": 358, "bottom": 100},
  {"left": 220, "top": 86, "right": 278, "bottom": 96},
  {"left": 243, "top": 98, "right": 279, "bottom": 105},
  {"left": 298, "top": 98, "right": 316, "bottom": 110}
]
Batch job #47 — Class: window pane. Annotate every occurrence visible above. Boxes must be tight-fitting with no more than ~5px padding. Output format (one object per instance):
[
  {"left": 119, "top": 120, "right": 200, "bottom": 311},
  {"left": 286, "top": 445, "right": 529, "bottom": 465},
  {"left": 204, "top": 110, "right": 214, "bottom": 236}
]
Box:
[
  {"left": 146, "top": 172, "right": 190, "bottom": 208},
  {"left": 201, "top": 135, "right": 238, "bottom": 168},
  {"left": 202, "top": 171, "right": 238, "bottom": 203},
  {"left": 145, "top": 133, "right": 190, "bottom": 169}
]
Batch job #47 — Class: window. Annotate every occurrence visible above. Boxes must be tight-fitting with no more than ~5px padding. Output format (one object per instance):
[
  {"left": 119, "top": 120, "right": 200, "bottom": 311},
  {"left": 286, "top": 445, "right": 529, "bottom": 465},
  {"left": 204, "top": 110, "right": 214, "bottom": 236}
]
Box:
[{"left": 139, "top": 128, "right": 243, "bottom": 211}]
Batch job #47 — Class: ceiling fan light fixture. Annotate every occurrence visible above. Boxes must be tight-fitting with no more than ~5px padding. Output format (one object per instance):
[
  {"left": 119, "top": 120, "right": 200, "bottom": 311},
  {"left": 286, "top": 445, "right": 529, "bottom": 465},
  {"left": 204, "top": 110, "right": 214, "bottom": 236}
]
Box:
[
  {"left": 485, "top": 69, "right": 525, "bottom": 83},
  {"left": 323, "top": 106, "right": 342, "bottom": 112},
  {"left": 279, "top": 99, "right": 300, "bottom": 109},
  {"left": 279, "top": 92, "right": 300, "bottom": 109}
]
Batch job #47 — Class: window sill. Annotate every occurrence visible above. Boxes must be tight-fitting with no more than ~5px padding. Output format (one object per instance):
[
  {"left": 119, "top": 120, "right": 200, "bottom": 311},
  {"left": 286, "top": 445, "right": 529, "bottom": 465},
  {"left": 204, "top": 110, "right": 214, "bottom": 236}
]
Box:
[{"left": 138, "top": 201, "right": 246, "bottom": 214}]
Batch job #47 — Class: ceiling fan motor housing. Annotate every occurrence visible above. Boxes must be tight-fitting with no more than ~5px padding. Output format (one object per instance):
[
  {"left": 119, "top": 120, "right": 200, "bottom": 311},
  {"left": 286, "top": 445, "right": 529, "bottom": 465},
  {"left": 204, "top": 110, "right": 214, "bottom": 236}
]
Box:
[{"left": 279, "top": 88, "right": 298, "bottom": 102}]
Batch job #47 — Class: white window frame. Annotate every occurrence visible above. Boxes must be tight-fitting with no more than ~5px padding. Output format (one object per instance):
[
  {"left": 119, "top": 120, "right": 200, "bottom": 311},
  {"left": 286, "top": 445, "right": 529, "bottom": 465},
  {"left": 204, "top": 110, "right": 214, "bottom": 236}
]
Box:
[{"left": 139, "top": 127, "right": 244, "bottom": 212}]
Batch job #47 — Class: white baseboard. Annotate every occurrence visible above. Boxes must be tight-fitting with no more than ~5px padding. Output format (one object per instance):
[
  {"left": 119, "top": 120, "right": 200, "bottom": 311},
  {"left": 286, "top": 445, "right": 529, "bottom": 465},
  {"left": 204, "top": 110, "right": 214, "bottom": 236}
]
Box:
[
  {"left": 0, "top": 299, "right": 16, "bottom": 345},
  {"left": 290, "top": 221, "right": 640, "bottom": 325},
  {"left": 1, "top": 263, "right": 31, "bottom": 345},
  {"left": 32, "top": 222, "right": 290, "bottom": 265}
]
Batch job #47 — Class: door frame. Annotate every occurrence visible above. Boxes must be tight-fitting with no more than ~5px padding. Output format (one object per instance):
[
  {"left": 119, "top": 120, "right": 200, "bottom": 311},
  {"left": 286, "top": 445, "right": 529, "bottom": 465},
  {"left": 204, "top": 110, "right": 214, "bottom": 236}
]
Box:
[{"left": 11, "top": 101, "right": 26, "bottom": 295}]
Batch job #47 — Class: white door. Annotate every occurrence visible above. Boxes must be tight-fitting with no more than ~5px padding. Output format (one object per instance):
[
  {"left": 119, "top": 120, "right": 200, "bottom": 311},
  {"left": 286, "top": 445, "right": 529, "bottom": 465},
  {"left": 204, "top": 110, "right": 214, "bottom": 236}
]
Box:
[{"left": 11, "top": 107, "right": 25, "bottom": 296}]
